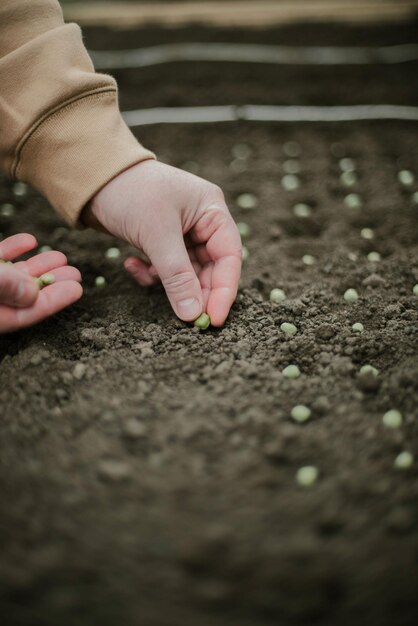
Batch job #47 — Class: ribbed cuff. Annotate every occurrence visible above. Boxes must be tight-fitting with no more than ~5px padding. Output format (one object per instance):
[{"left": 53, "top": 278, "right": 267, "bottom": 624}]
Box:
[{"left": 15, "top": 88, "right": 156, "bottom": 226}]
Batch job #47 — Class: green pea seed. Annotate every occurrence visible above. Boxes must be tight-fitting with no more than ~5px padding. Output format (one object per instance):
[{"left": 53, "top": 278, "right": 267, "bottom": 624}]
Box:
[
  {"left": 283, "top": 160, "right": 301, "bottom": 174},
  {"left": 293, "top": 203, "right": 312, "bottom": 218},
  {"left": 352, "top": 322, "right": 364, "bottom": 332},
  {"left": 194, "top": 313, "right": 211, "bottom": 330},
  {"left": 340, "top": 171, "right": 357, "bottom": 187},
  {"left": 283, "top": 364, "right": 300, "bottom": 379},
  {"left": 302, "top": 254, "right": 315, "bottom": 266},
  {"left": 394, "top": 451, "right": 414, "bottom": 470},
  {"left": 0, "top": 203, "right": 15, "bottom": 217},
  {"left": 237, "top": 222, "right": 251, "bottom": 239},
  {"left": 412, "top": 191, "right": 418, "bottom": 204},
  {"left": 382, "top": 409, "right": 403, "bottom": 429},
  {"left": 270, "top": 288, "right": 286, "bottom": 303},
  {"left": 413, "top": 284, "right": 418, "bottom": 296},
  {"left": 105, "top": 247, "right": 121, "bottom": 260},
  {"left": 360, "top": 364, "right": 379, "bottom": 377},
  {"left": 95, "top": 276, "right": 106, "bottom": 289},
  {"left": 344, "top": 193, "right": 362, "bottom": 209},
  {"left": 232, "top": 143, "right": 252, "bottom": 160},
  {"left": 39, "top": 245, "right": 52, "bottom": 253},
  {"left": 291, "top": 405, "right": 311, "bottom": 423},
  {"left": 398, "top": 170, "right": 415, "bottom": 186},
  {"left": 237, "top": 193, "right": 258, "bottom": 210},
  {"left": 296, "top": 465, "right": 318, "bottom": 487},
  {"left": 13, "top": 182, "right": 28, "bottom": 197},
  {"left": 280, "top": 322, "right": 297, "bottom": 336},
  {"left": 242, "top": 245, "right": 249, "bottom": 262},
  {"left": 339, "top": 157, "right": 355, "bottom": 172},
  {"left": 281, "top": 174, "right": 300, "bottom": 191},
  {"left": 344, "top": 288, "right": 359, "bottom": 303},
  {"left": 36, "top": 273, "right": 55, "bottom": 288},
  {"left": 367, "top": 251, "right": 381, "bottom": 262},
  {"left": 283, "top": 141, "right": 301, "bottom": 158},
  {"left": 361, "top": 228, "right": 374, "bottom": 240}
]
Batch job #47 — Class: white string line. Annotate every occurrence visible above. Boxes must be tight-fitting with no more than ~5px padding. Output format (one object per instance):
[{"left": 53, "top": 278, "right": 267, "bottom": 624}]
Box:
[
  {"left": 91, "top": 42, "right": 418, "bottom": 69},
  {"left": 122, "top": 104, "right": 418, "bottom": 127}
]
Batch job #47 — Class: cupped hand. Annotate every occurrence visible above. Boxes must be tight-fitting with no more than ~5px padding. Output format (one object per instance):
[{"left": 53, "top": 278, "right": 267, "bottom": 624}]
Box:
[
  {"left": 84, "top": 161, "right": 242, "bottom": 326},
  {"left": 0, "top": 233, "right": 83, "bottom": 333}
]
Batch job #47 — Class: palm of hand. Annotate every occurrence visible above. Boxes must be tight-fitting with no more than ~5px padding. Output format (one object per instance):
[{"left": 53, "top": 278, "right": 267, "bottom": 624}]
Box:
[{"left": 0, "top": 233, "right": 82, "bottom": 333}]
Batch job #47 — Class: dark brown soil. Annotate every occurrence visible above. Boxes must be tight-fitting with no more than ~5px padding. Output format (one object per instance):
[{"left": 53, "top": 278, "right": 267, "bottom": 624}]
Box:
[{"left": 1, "top": 22, "right": 418, "bottom": 626}]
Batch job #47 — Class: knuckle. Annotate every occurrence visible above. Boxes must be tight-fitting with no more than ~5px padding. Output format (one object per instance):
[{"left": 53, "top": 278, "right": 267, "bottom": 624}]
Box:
[{"left": 163, "top": 269, "right": 196, "bottom": 293}]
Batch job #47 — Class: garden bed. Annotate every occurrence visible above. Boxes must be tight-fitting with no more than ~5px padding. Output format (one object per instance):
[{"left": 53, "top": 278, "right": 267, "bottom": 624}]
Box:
[{"left": 0, "top": 21, "right": 417, "bottom": 626}]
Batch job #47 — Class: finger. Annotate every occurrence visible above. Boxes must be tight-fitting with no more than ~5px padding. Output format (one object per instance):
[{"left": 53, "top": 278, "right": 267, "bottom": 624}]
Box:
[
  {"left": 14, "top": 251, "right": 67, "bottom": 276},
  {"left": 0, "top": 281, "right": 83, "bottom": 334},
  {"left": 124, "top": 257, "right": 160, "bottom": 287},
  {"left": 146, "top": 218, "right": 204, "bottom": 322},
  {"left": 193, "top": 207, "right": 242, "bottom": 326},
  {"left": 0, "top": 264, "right": 39, "bottom": 307},
  {"left": 0, "top": 233, "right": 37, "bottom": 261},
  {"left": 46, "top": 266, "right": 82, "bottom": 283}
]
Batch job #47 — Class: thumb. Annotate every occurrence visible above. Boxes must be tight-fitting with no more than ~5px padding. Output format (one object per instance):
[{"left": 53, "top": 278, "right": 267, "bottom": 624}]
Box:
[
  {"left": 0, "top": 264, "right": 39, "bottom": 308},
  {"left": 146, "top": 221, "right": 203, "bottom": 322}
]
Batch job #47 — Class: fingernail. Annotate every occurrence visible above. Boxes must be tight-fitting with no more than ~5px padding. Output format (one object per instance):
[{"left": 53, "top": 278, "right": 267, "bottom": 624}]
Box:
[{"left": 177, "top": 297, "right": 201, "bottom": 319}]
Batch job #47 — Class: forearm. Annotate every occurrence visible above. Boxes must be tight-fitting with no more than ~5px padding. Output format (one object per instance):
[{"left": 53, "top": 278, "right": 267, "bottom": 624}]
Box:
[{"left": 0, "top": 0, "right": 155, "bottom": 226}]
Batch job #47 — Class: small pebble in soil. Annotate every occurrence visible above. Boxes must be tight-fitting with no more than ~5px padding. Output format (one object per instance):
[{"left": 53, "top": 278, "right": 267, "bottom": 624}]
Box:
[
  {"left": 344, "top": 193, "right": 362, "bottom": 209},
  {"left": 39, "top": 245, "right": 52, "bottom": 253},
  {"left": 283, "top": 141, "right": 301, "bottom": 157},
  {"left": 367, "top": 251, "right": 381, "bottom": 262},
  {"left": 194, "top": 313, "right": 211, "bottom": 330},
  {"left": 352, "top": 322, "right": 364, "bottom": 332},
  {"left": 283, "top": 364, "right": 301, "bottom": 379},
  {"left": 394, "top": 451, "right": 414, "bottom": 470},
  {"left": 361, "top": 228, "right": 374, "bottom": 240},
  {"left": 397, "top": 170, "right": 415, "bottom": 186},
  {"left": 413, "top": 284, "right": 418, "bottom": 296},
  {"left": 293, "top": 203, "right": 312, "bottom": 218},
  {"left": 302, "top": 254, "right": 316, "bottom": 266},
  {"left": 13, "top": 182, "right": 28, "bottom": 197},
  {"left": 412, "top": 191, "right": 418, "bottom": 204},
  {"left": 236, "top": 222, "right": 251, "bottom": 238},
  {"left": 0, "top": 203, "right": 15, "bottom": 217},
  {"left": 340, "top": 171, "right": 357, "bottom": 187},
  {"left": 339, "top": 157, "right": 356, "bottom": 172},
  {"left": 296, "top": 465, "right": 318, "bottom": 487},
  {"left": 105, "top": 247, "right": 121, "bottom": 260},
  {"left": 281, "top": 174, "right": 300, "bottom": 191},
  {"left": 382, "top": 409, "right": 403, "bottom": 429},
  {"left": 242, "top": 245, "right": 249, "bottom": 262},
  {"left": 270, "top": 288, "right": 286, "bottom": 303},
  {"left": 95, "top": 276, "right": 106, "bottom": 289},
  {"left": 360, "top": 364, "right": 379, "bottom": 377},
  {"left": 280, "top": 322, "right": 297, "bottom": 336},
  {"left": 236, "top": 193, "right": 258, "bottom": 210},
  {"left": 283, "top": 159, "right": 301, "bottom": 174},
  {"left": 344, "top": 288, "right": 359, "bottom": 303},
  {"left": 291, "top": 405, "right": 311, "bottom": 423},
  {"left": 232, "top": 143, "right": 252, "bottom": 160}
]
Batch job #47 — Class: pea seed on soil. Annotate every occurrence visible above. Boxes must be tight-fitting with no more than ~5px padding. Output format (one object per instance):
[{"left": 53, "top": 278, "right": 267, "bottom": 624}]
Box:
[{"left": 1, "top": 20, "right": 418, "bottom": 626}]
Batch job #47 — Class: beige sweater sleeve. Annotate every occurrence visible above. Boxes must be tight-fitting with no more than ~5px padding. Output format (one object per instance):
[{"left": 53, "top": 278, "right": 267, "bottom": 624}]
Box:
[{"left": 0, "top": 0, "right": 156, "bottom": 226}]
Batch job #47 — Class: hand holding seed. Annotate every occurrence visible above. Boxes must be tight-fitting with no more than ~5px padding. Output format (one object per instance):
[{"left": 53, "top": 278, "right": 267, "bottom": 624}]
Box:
[
  {"left": 83, "top": 161, "right": 242, "bottom": 326},
  {"left": 0, "top": 233, "right": 82, "bottom": 333}
]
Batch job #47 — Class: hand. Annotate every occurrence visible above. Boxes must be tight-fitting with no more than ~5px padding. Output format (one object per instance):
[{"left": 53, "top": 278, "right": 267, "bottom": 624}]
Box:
[
  {"left": 84, "top": 161, "right": 242, "bottom": 326},
  {"left": 0, "top": 233, "right": 82, "bottom": 333}
]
